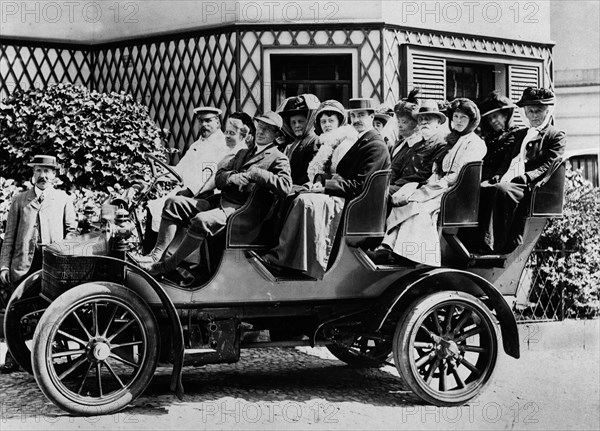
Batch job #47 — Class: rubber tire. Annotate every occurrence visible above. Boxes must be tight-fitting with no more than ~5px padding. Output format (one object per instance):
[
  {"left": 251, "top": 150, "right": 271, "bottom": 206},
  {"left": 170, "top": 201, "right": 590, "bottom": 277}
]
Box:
[
  {"left": 3, "top": 274, "right": 47, "bottom": 373},
  {"left": 327, "top": 337, "right": 392, "bottom": 368},
  {"left": 31, "top": 282, "right": 159, "bottom": 416},
  {"left": 393, "top": 291, "right": 499, "bottom": 407}
]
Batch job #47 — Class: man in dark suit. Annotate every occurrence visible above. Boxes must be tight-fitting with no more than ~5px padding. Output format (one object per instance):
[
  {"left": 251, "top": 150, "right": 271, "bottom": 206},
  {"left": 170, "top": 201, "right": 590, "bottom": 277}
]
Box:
[
  {"left": 141, "top": 112, "right": 292, "bottom": 275},
  {"left": 312, "top": 97, "right": 391, "bottom": 198},
  {"left": 475, "top": 87, "right": 567, "bottom": 253}
]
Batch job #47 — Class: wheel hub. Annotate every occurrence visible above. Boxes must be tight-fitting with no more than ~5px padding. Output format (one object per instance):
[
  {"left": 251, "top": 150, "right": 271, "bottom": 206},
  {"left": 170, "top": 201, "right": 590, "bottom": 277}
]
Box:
[
  {"left": 88, "top": 339, "right": 111, "bottom": 361},
  {"left": 435, "top": 337, "right": 460, "bottom": 360}
]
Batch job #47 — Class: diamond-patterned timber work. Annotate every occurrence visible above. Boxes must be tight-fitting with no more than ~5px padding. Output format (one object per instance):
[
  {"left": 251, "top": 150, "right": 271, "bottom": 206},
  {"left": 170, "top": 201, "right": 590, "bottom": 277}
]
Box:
[
  {"left": 93, "top": 32, "right": 237, "bottom": 164},
  {"left": 239, "top": 27, "right": 385, "bottom": 115},
  {"left": 1, "top": 24, "right": 554, "bottom": 161},
  {"left": 0, "top": 43, "right": 91, "bottom": 101}
]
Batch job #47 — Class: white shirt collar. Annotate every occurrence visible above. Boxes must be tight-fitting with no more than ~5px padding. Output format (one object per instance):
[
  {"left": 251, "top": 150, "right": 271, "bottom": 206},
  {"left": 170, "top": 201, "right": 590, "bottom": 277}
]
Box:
[
  {"left": 34, "top": 186, "right": 48, "bottom": 198},
  {"left": 405, "top": 133, "right": 422, "bottom": 148}
]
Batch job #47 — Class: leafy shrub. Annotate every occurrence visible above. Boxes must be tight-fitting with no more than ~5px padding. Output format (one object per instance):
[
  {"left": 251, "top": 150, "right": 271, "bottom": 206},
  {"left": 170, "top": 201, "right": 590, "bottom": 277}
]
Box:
[
  {"left": 0, "top": 83, "right": 168, "bottom": 191},
  {"left": 533, "top": 168, "right": 600, "bottom": 318}
]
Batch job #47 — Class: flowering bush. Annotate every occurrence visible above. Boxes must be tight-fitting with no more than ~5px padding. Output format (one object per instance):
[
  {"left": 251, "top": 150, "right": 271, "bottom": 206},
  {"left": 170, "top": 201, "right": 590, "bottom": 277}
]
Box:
[
  {"left": 0, "top": 83, "right": 168, "bottom": 191},
  {"left": 534, "top": 168, "right": 600, "bottom": 318}
]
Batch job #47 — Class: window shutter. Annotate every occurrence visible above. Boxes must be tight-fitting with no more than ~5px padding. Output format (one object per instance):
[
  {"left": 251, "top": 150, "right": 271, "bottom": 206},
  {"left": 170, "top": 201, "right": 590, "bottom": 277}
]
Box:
[
  {"left": 407, "top": 53, "right": 446, "bottom": 100},
  {"left": 509, "top": 65, "right": 540, "bottom": 126}
]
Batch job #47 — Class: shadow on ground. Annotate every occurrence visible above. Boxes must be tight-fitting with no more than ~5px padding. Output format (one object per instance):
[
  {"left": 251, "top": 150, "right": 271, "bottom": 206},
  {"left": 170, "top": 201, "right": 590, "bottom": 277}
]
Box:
[{"left": 0, "top": 347, "right": 420, "bottom": 420}]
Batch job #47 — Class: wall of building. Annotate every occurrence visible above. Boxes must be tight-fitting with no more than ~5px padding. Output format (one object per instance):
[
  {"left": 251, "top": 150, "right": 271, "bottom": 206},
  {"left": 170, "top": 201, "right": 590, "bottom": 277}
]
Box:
[
  {"left": 551, "top": 0, "right": 599, "bottom": 182},
  {"left": 1, "top": 0, "right": 551, "bottom": 44}
]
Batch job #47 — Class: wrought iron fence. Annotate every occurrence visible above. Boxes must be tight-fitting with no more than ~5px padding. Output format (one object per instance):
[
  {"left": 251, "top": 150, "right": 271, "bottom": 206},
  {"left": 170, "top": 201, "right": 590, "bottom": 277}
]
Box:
[{"left": 513, "top": 249, "right": 571, "bottom": 322}]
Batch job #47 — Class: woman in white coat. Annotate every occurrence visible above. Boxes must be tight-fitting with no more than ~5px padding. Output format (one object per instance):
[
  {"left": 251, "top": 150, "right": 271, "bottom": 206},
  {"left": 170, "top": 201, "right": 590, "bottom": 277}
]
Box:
[{"left": 373, "top": 98, "right": 487, "bottom": 266}]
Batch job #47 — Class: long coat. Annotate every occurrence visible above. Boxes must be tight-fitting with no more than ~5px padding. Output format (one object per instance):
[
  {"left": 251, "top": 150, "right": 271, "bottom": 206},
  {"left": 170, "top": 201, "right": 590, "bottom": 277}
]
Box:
[
  {"left": 264, "top": 128, "right": 391, "bottom": 279},
  {"left": 474, "top": 124, "right": 567, "bottom": 253},
  {"left": 383, "top": 132, "right": 487, "bottom": 266},
  {"left": 389, "top": 133, "right": 448, "bottom": 195},
  {"left": 0, "top": 187, "right": 77, "bottom": 285}
]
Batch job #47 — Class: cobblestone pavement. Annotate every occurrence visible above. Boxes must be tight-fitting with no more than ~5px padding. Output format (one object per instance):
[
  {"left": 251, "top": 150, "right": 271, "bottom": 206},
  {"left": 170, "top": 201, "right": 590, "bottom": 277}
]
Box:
[{"left": 1, "top": 320, "right": 599, "bottom": 430}]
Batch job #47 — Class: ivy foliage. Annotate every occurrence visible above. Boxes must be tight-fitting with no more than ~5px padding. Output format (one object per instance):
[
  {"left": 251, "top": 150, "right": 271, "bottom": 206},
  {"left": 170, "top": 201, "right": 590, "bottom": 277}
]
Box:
[
  {"left": 535, "top": 168, "right": 600, "bottom": 318},
  {"left": 0, "top": 83, "right": 167, "bottom": 190}
]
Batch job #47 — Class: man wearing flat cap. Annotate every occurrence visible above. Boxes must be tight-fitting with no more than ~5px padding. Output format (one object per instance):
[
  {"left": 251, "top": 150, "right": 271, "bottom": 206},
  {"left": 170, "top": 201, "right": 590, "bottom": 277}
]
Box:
[
  {"left": 0, "top": 155, "right": 77, "bottom": 372},
  {"left": 174, "top": 106, "right": 229, "bottom": 197},
  {"left": 140, "top": 111, "right": 291, "bottom": 276}
]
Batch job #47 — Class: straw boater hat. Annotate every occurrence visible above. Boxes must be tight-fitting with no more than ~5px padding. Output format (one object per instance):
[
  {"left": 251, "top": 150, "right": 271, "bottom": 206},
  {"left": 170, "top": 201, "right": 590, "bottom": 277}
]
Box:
[
  {"left": 28, "top": 155, "right": 60, "bottom": 169},
  {"left": 516, "top": 87, "right": 556, "bottom": 107},
  {"left": 193, "top": 106, "right": 222, "bottom": 117},
  {"left": 254, "top": 111, "right": 283, "bottom": 130},
  {"left": 414, "top": 99, "right": 447, "bottom": 124},
  {"left": 479, "top": 91, "right": 517, "bottom": 117},
  {"left": 347, "top": 98, "right": 376, "bottom": 113}
]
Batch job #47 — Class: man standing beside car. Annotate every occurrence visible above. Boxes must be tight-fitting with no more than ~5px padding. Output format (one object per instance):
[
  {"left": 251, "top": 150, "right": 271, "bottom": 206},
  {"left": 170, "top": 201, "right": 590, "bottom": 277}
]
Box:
[{"left": 0, "top": 154, "right": 77, "bottom": 373}]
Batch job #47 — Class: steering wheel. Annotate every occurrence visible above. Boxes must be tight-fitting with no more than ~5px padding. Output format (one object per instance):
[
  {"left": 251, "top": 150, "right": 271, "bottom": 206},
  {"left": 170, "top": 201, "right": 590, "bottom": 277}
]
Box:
[{"left": 145, "top": 153, "right": 184, "bottom": 187}]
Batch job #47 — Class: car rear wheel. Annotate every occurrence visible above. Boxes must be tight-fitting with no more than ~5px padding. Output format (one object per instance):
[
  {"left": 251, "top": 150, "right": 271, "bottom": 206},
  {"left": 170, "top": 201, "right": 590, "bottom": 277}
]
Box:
[
  {"left": 31, "top": 283, "right": 159, "bottom": 416},
  {"left": 393, "top": 291, "right": 499, "bottom": 406}
]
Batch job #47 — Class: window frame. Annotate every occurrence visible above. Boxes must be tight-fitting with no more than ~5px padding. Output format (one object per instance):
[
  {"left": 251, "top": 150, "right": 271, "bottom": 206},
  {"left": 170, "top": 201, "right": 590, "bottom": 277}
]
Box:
[{"left": 263, "top": 47, "right": 360, "bottom": 112}]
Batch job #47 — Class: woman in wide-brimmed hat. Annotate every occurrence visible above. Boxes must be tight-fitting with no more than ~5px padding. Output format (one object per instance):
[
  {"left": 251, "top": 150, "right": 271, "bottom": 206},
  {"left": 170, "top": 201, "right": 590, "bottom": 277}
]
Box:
[
  {"left": 371, "top": 98, "right": 486, "bottom": 267},
  {"left": 277, "top": 94, "right": 321, "bottom": 186}
]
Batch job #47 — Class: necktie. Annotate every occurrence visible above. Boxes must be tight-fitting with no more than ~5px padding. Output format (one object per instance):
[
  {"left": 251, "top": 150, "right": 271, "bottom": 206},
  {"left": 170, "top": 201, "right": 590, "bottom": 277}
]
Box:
[{"left": 38, "top": 192, "right": 45, "bottom": 203}]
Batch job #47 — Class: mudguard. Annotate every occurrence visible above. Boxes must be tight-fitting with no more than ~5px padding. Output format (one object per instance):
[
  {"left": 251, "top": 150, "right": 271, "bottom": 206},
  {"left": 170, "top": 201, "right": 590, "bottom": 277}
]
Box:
[{"left": 366, "top": 268, "right": 520, "bottom": 359}]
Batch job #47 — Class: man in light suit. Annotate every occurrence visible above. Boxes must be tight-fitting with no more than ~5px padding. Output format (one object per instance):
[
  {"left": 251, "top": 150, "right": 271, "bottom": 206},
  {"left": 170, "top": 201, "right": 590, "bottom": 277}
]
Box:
[
  {"left": 0, "top": 154, "right": 77, "bottom": 372},
  {"left": 140, "top": 111, "right": 292, "bottom": 275}
]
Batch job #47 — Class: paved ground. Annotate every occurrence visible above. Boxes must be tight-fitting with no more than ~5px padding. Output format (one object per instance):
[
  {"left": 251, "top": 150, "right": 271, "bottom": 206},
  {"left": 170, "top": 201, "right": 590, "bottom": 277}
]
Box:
[{"left": 1, "top": 319, "right": 598, "bottom": 430}]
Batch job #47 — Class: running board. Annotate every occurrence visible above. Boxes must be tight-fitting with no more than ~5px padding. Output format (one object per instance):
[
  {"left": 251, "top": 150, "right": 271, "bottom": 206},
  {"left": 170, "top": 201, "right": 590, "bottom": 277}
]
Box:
[{"left": 352, "top": 247, "right": 414, "bottom": 272}]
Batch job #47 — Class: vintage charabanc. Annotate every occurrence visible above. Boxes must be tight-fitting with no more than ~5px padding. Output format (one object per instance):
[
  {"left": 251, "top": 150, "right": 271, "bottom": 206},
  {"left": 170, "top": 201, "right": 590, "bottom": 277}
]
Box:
[{"left": 3, "top": 153, "right": 566, "bottom": 415}]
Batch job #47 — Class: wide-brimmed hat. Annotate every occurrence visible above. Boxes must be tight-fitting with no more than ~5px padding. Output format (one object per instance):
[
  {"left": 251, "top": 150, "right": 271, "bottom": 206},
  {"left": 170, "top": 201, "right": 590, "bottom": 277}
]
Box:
[
  {"left": 254, "top": 111, "right": 283, "bottom": 130},
  {"left": 314, "top": 100, "right": 347, "bottom": 134},
  {"left": 478, "top": 91, "right": 517, "bottom": 117},
  {"left": 28, "top": 154, "right": 60, "bottom": 169},
  {"left": 279, "top": 95, "right": 311, "bottom": 118},
  {"left": 414, "top": 99, "right": 447, "bottom": 124},
  {"left": 516, "top": 87, "right": 556, "bottom": 107},
  {"left": 193, "top": 106, "right": 222, "bottom": 117},
  {"left": 347, "top": 98, "right": 376, "bottom": 113}
]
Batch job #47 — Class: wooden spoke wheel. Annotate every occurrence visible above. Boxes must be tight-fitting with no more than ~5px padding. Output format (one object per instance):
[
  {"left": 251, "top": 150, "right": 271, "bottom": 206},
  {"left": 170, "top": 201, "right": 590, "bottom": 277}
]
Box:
[
  {"left": 32, "top": 283, "right": 158, "bottom": 416},
  {"left": 394, "top": 291, "right": 499, "bottom": 406}
]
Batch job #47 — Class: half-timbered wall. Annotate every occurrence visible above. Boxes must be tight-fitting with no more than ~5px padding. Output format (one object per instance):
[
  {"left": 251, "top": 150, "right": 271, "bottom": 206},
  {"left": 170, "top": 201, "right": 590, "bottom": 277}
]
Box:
[{"left": 1, "top": 24, "right": 554, "bottom": 161}]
